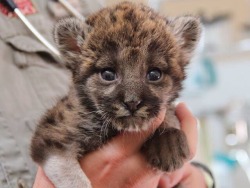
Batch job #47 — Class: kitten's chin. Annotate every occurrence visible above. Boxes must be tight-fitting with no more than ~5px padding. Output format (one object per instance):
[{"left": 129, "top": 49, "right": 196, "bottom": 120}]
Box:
[{"left": 112, "top": 117, "right": 153, "bottom": 132}]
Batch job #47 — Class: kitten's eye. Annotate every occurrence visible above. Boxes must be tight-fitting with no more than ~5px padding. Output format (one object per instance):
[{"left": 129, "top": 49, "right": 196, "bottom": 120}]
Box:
[
  {"left": 147, "top": 69, "right": 162, "bottom": 81},
  {"left": 101, "top": 69, "right": 117, "bottom": 81}
]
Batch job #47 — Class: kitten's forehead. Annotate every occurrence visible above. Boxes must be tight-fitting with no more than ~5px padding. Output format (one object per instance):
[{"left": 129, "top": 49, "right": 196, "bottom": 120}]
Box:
[
  {"left": 85, "top": 2, "right": 174, "bottom": 50},
  {"left": 119, "top": 47, "right": 145, "bottom": 65},
  {"left": 86, "top": 2, "right": 166, "bottom": 30},
  {"left": 94, "top": 47, "right": 145, "bottom": 76},
  {"left": 77, "top": 2, "right": 184, "bottom": 81}
]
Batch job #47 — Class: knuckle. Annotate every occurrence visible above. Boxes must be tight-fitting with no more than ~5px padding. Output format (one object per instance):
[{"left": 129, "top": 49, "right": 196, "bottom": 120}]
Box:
[{"left": 189, "top": 146, "right": 197, "bottom": 160}]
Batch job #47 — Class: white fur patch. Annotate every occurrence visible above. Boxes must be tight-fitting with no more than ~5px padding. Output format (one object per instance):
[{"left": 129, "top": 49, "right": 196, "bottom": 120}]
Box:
[
  {"left": 43, "top": 154, "right": 92, "bottom": 188},
  {"left": 124, "top": 118, "right": 154, "bottom": 132},
  {"left": 104, "top": 85, "right": 116, "bottom": 95}
]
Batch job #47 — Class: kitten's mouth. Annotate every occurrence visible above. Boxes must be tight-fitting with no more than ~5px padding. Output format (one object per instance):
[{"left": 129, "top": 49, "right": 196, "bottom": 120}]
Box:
[
  {"left": 106, "top": 105, "right": 160, "bottom": 132},
  {"left": 113, "top": 116, "right": 151, "bottom": 132}
]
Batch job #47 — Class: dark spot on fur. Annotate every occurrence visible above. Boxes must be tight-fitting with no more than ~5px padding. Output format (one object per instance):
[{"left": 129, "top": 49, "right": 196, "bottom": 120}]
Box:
[
  {"left": 148, "top": 41, "right": 161, "bottom": 52},
  {"left": 44, "top": 139, "right": 53, "bottom": 147},
  {"left": 110, "top": 11, "right": 117, "bottom": 23},
  {"left": 58, "top": 112, "right": 64, "bottom": 121},
  {"left": 138, "top": 30, "right": 149, "bottom": 40},
  {"left": 61, "top": 96, "right": 68, "bottom": 102},
  {"left": 75, "top": 63, "right": 97, "bottom": 84},
  {"left": 75, "top": 86, "right": 97, "bottom": 113},
  {"left": 124, "top": 10, "right": 140, "bottom": 32},
  {"left": 66, "top": 102, "right": 73, "bottom": 110},
  {"left": 43, "top": 114, "right": 56, "bottom": 125},
  {"left": 44, "top": 138, "right": 64, "bottom": 149},
  {"left": 141, "top": 89, "right": 161, "bottom": 118},
  {"left": 124, "top": 9, "right": 135, "bottom": 22},
  {"left": 88, "top": 43, "right": 97, "bottom": 52},
  {"left": 54, "top": 141, "right": 64, "bottom": 149},
  {"left": 30, "top": 137, "right": 47, "bottom": 163},
  {"left": 103, "top": 40, "right": 119, "bottom": 54},
  {"left": 129, "top": 48, "right": 139, "bottom": 61}
]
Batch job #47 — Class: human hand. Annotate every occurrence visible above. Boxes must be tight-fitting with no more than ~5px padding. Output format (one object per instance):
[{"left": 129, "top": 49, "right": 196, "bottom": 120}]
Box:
[
  {"left": 33, "top": 103, "right": 206, "bottom": 188},
  {"left": 158, "top": 103, "right": 207, "bottom": 188}
]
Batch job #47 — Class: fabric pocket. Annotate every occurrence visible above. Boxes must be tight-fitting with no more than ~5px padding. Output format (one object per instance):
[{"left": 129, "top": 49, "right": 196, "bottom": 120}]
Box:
[
  {"left": 6, "top": 35, "right": 51, "bottom": 53},
  {"left": 5, "top": 35, "right": 60, "bottom": 68}
]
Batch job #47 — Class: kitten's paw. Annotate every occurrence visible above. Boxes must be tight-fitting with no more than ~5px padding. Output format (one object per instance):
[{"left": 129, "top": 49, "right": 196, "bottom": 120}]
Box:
[{"left": 141, "top": 128, "right": 190, "bottom": 172}]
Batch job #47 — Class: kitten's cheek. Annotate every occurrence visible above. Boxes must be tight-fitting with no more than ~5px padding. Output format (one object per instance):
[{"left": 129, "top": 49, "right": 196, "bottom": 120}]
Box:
[
  {"left": 103, "top": 85, "right": 116, "bottom": 95},
  {"left": 153, "top": 108, "right": 166, "bottom": 125}
]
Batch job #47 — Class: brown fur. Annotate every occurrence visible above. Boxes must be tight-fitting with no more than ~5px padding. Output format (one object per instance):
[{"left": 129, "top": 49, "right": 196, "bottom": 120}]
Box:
[{"left": 31, "top": 2, "right": 201, "bottom": 186}]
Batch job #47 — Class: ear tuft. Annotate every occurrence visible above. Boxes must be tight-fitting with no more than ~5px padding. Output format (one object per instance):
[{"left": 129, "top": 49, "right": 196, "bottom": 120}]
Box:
[
  {"left": 167, "top": 16, "right": 202, "bottom": 64},
  {"left": 54, "top": 18, "right": 88, "bottom": 70}
]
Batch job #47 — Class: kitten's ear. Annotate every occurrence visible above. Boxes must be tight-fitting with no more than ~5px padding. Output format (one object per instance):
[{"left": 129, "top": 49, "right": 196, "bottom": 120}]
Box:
[
  {"left": 167, "top": 16, "right": 202, "bottom": 64},
  {"left": 54, "top": 18, "right": 89, "bottom": 70}
]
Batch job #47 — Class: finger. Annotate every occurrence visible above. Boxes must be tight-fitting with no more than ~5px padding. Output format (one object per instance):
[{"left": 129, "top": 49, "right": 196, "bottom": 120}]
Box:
[
  {"left": 175, "top": 103, "right": 198, "bottom": 159},
  {"left": 158, "top": 174, "right": 171, "bottom": 188},
  {"left": 158, "top": 165, "right": 185, "bottom": 188},
  {"left": 179, "top": 163, "right": 207, "bottom": 187},
  {"left": 159, "top": 162, "right": 208, "bottom": 188},
  {"left": 33, "top": 167, "right": 54, "bottom": 188}
]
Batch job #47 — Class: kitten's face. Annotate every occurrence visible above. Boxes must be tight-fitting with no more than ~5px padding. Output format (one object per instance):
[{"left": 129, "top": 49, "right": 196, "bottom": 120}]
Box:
[
  {"left": 54, "top": 2, "right": 201, "bottom": 131},
  {"left": 78, "top": 34, "right": 182, "bottom": 131}
]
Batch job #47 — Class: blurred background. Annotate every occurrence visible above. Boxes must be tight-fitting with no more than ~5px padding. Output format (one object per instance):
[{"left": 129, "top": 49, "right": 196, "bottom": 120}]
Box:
[{"left": 84, "top": 0, "right": 250, "bottom": 187}]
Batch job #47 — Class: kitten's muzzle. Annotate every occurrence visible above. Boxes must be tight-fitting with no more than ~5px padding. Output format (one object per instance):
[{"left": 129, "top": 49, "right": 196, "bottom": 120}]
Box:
[{"left": 122, "top": 100, "right": 142, "bottom": 114}]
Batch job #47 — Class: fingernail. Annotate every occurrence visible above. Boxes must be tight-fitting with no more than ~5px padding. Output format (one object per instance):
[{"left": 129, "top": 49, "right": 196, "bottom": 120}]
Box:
[
  {"left": 174, "top": 101, "right": 182, "bottom": 107},
  {"left": 174, "top": 101, "right": 186, "bottom": 107}
]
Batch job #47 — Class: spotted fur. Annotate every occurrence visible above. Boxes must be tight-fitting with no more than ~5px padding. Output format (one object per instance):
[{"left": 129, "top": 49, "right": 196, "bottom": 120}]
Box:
[{"left": 31, "top": 2, "right": 201, "bottom": 187}]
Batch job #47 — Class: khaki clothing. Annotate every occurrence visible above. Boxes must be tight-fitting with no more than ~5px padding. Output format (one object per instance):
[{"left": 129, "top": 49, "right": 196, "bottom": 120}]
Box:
[{"left": 0, "top": 1, "right": 87, "bottom": 187}]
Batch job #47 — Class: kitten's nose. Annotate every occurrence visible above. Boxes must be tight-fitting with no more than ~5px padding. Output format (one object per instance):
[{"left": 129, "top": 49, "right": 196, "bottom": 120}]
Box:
[{"left": 123, "top": 100, "right": 141, "bottom": 113}]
